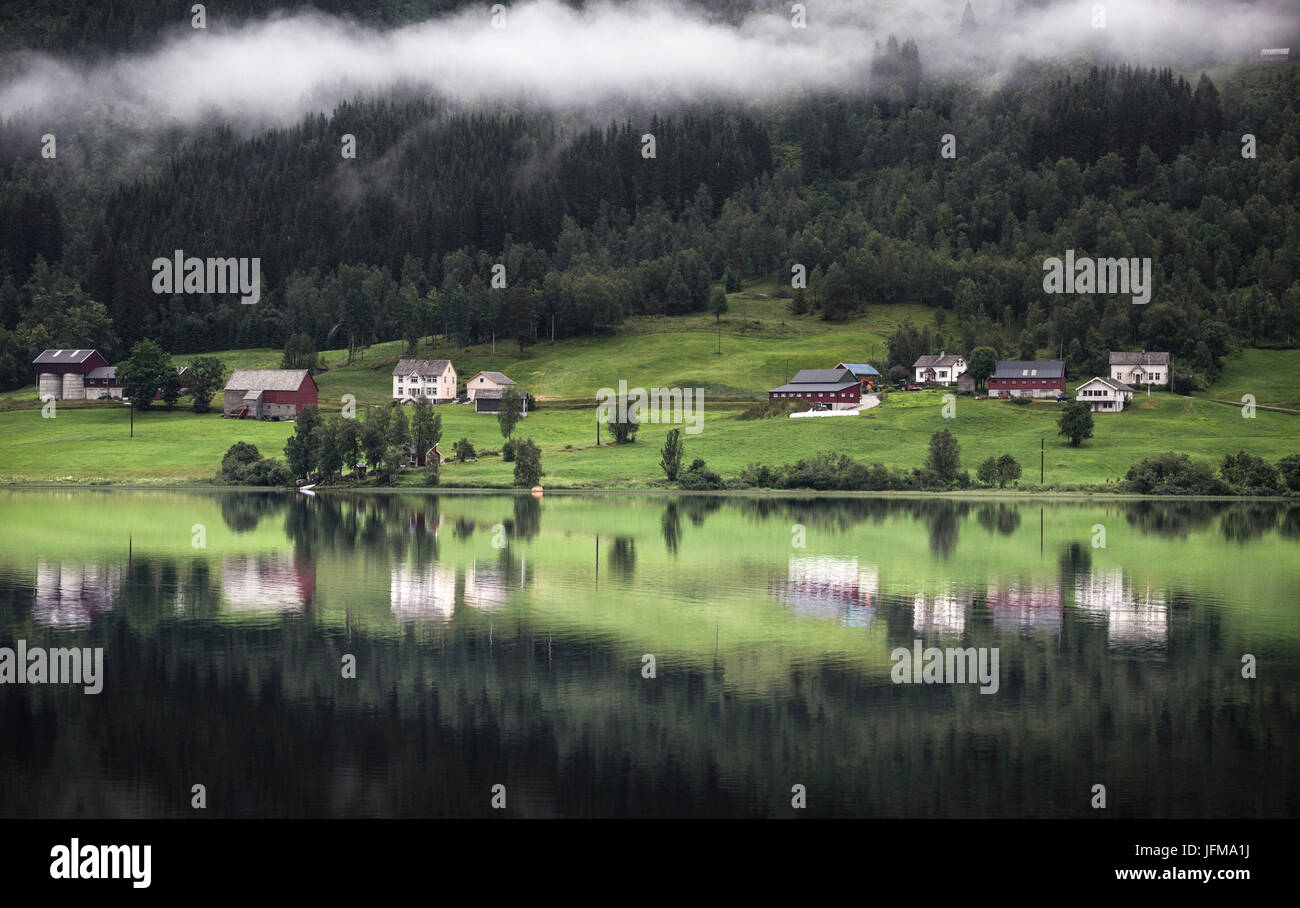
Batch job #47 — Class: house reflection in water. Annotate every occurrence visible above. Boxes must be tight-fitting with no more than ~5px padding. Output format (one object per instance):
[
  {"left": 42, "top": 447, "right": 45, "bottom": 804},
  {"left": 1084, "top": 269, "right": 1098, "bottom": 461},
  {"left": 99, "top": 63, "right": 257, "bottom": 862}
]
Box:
[
  {"left": 463, "top": 560, "right": 512, "bottom": 612},
  {"left": 772, "top": 555, "right": 877, "bottom": 626},
  {"left": 33, "top": 561, "right": 120, "bottom": 627},
  {"left": 1074, "top": 568, "right": 1168, "bottom": 647},
  {"left": 391, "top": 563, "right": 456, "bottom": 623},
  {"left": 221, "top": 553, "right": 316, "bottom": 614},
  {"left": 987, "top": 582, "right": 1064, "bottom": 636},
  {"left": 390, "top": 557, "right": 530, "bottom": 623},
  {"left": 912, "top": 590, "right": 969, "bottom": 635}
]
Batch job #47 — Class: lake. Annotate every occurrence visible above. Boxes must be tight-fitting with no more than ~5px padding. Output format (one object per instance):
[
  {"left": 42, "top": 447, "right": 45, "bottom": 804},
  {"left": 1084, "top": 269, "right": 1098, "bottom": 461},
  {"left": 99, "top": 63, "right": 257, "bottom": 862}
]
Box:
[{"left": 0, "top": 489, "right": 1296, "bottom": 818}]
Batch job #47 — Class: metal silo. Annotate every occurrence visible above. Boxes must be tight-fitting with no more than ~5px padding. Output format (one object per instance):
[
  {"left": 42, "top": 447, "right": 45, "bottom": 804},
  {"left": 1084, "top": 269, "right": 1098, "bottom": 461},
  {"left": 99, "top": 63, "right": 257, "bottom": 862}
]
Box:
[
  {"left": 38, "top": 372, "right": 61, "bottom": 400},
  {"left": 62, "top": 372, "right": 86, "bottom": 400}
]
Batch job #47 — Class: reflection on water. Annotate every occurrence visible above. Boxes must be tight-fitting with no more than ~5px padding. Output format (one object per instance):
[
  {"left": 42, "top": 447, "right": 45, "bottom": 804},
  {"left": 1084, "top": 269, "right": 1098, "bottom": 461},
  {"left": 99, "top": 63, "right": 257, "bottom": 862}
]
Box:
[
  {"left": 987, "top": 582, "right": 1063, "bottom": 636},
  {"left": 1075, "top": 568, "right": 1169, "bottom": 650},
  {"left": 912, "top": 590, "right": 969, "bottom": 636},
  {"left": 34, "top": 561, "right": 120, "bottom": 627},
  {"left": 0, "top": 491, "right": 1297, "bottom": 818},
  {"left": 391, "top": 563, "right": 455, "bottom": 623},
  {"left": 773, "top": 555, "right": 877, "bottom": 626},
  {"left": 222, "top": 554, "right": 315, "bottom": 614}
]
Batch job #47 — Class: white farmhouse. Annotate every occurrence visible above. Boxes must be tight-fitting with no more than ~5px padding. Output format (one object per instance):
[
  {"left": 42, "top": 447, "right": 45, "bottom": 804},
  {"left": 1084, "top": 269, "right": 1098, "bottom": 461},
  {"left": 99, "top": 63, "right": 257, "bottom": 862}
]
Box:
[
  {"left": 393, "top": 359, "right": 457, "bottom": 403},
  {"left": 1109, "top": 352, "right": 1169, "bottom": 387},
  {"left": 912, "top": 352, "right": 967, "bottom": 385},
  {"left": 1076, "top": 376, "right": 1134, "bottom": 413},
  {"left": 465, "top": 371, "right": 516, "bottom": 401}
]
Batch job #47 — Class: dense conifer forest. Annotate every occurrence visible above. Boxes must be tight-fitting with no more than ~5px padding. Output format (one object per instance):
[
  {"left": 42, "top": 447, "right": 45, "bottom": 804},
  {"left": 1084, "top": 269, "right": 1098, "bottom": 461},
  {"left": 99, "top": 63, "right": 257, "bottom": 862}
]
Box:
[{"left": 0, "top": 2, "right": 1297, "bottom": 391}]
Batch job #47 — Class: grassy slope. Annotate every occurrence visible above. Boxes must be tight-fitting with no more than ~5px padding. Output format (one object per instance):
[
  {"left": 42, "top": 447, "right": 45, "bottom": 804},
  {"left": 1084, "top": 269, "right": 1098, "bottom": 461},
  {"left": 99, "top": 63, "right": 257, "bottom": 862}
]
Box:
[
  {"left": 1198, "top": 348, "right": 1300, "bottom": 410},
  {"left": 0, "top": 290, "right": 1296, "bottom": 486}
]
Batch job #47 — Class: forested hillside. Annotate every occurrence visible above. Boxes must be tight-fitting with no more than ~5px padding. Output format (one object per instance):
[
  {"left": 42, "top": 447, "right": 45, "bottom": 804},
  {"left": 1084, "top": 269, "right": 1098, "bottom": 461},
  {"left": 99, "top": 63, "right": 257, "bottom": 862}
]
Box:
[{"left": 0, "top": 5, "right": 1298, "bottom": 392}]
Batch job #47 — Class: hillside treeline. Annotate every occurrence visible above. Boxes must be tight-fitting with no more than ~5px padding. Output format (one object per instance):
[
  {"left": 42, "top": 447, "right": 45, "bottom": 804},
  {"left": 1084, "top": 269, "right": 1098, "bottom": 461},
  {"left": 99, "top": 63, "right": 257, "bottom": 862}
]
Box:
[{"left": 0, "top": 53, "right": 1298, "bottom": 389}]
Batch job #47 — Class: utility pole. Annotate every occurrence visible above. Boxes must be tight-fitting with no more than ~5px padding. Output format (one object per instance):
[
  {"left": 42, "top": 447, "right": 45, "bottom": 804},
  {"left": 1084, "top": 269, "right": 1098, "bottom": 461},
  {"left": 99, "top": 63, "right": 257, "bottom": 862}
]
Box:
[
  {"left": 551, "top": 315, "right": 555, "bottom": 345},
  {"left": 716, "top": 326, "right": 721, "bottom": 355},
  {"left": 129, "top": 399, "right": 134, "bottom": 437},
  {"left": 492, "top": 332, "right": 495, "bottom": 355},
  {"left": 1040, "top": 437, "right": 1044, "bottom": 484}
]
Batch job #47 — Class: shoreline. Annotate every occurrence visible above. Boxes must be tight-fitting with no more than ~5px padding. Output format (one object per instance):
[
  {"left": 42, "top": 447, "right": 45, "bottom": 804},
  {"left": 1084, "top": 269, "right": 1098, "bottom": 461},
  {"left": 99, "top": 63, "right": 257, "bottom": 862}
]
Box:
[{"left": 0, "top": 482, "right": 1292, "bottom": 502}]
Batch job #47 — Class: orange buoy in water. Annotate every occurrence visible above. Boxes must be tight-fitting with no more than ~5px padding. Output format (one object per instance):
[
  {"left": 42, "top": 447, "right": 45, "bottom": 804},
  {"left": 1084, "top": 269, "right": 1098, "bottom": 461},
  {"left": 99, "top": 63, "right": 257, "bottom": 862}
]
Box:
[{"left": 531, "top": 486, "right": 544, "bottom": 498}]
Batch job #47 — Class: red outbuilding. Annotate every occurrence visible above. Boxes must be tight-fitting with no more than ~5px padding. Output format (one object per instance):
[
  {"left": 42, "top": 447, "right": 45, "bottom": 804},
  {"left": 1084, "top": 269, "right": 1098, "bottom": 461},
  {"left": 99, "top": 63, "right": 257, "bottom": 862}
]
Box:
[
  {"left": 987, "top": 360, "right": 1067, "bottom": 399},
  {"left": 768, "top": 368, "right": 863, "bottom": 410},
  {"left": 223, "top": 369, "right": 318, "bottom": 420}
]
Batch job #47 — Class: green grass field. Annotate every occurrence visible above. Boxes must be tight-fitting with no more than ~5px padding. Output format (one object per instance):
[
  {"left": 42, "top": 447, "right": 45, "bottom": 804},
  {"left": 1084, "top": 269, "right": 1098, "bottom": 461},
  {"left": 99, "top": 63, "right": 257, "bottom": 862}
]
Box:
[
  {"left": 0, "top": 292, "right": 1296, "bottom": 488},
  {"left": 1197, "top": 348, "right": 1300, "bottom": 411},
  {"left": 1, "top": 382, "right": 1296, "bottom": 488}
]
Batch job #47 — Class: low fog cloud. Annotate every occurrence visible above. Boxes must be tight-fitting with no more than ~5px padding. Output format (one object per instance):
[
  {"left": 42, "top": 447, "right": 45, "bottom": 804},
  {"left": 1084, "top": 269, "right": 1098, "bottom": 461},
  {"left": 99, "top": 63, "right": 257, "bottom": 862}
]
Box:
[{"left": 0, "top": 0, "right": 1295, "bottom": 127}]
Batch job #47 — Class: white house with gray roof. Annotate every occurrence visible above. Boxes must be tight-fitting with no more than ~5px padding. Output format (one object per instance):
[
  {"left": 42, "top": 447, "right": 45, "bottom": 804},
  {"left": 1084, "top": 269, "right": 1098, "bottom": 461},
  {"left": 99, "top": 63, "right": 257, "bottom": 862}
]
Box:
[
  {"left": 393, "top": 359, "right": 457, "bottom": 403},
  {"left": 465, "top": 370, "right": 516, "bottom": 401},
  {"left": 912, "top": 352, "right": 967, "bottom": 385},
  {"left": 1076, "top": 376, "right": 1135, "bottom": 413},
  {"left": 1109, "top": 352, "right": 1169, "bottom": 388}
]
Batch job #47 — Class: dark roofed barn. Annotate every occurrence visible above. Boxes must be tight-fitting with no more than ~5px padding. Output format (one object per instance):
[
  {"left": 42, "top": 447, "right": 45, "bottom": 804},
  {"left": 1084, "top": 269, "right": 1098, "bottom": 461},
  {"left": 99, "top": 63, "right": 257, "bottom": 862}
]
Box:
[
  {"left": 224, "top": 369, "right": 318, "bottom": 420},
  {"left": 987, "top": 360, "right": 1067, "bottom": 399},
  {"left": 768, "top": 368, "right": 862, "bottom": 410},
  {"left": 33, "top": 348, "right": 110, "bottom": 401}
]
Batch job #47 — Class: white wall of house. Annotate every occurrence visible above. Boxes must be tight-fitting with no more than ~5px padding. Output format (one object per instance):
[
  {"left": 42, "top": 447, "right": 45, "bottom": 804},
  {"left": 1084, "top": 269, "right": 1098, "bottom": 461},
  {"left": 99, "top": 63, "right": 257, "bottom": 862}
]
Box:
[
  {"left": 1077, "top": 380, "right": 1133, "bottom": 412},
  {"left": 914, "top": 359, "right": 967, "bottom": 385},
  {"left": 1110, "top": 364, "right": 1168, "bottom": 386},
  {"left": 393, "top": 363, "right": 457, "bottom": 402},
  {"left": 467, "top": 372, "right": 515, "bottom": 401}
]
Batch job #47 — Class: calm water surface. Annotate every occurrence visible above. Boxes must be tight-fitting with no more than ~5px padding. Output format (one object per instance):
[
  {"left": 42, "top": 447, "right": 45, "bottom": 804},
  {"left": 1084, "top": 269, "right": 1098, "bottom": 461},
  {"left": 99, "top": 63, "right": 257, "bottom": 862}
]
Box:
[{"left": 0, "top": 490, "right": 1296, "bottom": 817}]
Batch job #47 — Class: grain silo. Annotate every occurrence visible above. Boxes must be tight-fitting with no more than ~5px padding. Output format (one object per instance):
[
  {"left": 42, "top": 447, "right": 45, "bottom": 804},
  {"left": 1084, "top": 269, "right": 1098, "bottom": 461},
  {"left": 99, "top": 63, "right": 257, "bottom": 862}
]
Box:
[
  {"left": 38, "top": 372, "right": 61, "bottom": 400},
  {"left": 31, "top": 349, "right": 110, "bottom": 401}
]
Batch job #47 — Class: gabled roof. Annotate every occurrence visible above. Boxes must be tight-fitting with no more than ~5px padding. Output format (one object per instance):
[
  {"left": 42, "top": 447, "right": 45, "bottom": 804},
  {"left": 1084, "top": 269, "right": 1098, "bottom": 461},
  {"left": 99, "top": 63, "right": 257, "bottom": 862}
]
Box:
[
  {"left": 789, "top": 368, "right": 856, "bottom": 384},
  {"left": 1109, "top": 351, "right": 1169, "bottom": 366},
  {"left": 837, "top": 362, "right": 880, "bottom": 376},
  {"left": 1078, "top": 376, "right": 1134, "bottom": 392},
  {"left": 770, "top": 379, "right": 860, "bottom": 394},
  {"left": 33, "top": 349, "right": 101, "bottom": 365},
  {"left": 913, "top": 353, "right": 964, "bottom": 369},
  {"left": 86, "top": 366, "right": 117, "bottom": 381},
  {"left": 471, "top": 371, "right": 515, "bottom": 384},
  {"left": 393, "top": 359, "right": 452, "bottom": 377},
  {"left": 991, "top": 360, "right": 1066, "bottom": 379},
  {"left": 225, "top": 369, "right": 311, "bottom": 392}
]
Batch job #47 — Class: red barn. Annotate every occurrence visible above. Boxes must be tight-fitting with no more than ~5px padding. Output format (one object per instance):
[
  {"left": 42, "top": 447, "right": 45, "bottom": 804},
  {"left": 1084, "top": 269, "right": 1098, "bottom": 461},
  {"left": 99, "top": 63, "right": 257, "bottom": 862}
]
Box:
[
  {"left": 988, "top": 360, "right": 1067, "bottom": 399},
  {"left": 768, "top": 368, "right": 862, "bottom": 410},
  {"left": 223, "top": 369, "right": 318, "bottom": 420},
  {"left": 33, "top": 349, "right": 110, "bottom": 400}
]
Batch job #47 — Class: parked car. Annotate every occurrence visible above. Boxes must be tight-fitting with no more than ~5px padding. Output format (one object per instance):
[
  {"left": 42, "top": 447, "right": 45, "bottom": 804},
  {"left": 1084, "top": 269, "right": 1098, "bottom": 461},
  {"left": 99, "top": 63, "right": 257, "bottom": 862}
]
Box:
[{"left": 1055, "top": 392, "right": 1070, "bottom": 401}]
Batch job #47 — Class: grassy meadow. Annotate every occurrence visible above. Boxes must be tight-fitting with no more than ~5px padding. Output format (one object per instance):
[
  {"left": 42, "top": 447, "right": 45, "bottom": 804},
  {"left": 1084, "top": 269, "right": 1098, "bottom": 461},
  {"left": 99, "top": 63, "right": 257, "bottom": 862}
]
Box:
[{"left": 0, "top": 290, "right": 1297, "bottom": 488}]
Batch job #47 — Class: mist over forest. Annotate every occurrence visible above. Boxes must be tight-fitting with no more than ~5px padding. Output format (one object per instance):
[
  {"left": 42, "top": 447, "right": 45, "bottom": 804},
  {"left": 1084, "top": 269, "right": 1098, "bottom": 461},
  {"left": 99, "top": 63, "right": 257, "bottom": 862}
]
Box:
[{"left": 0, "top": 0, "right": 1298, "bottom": 391}]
